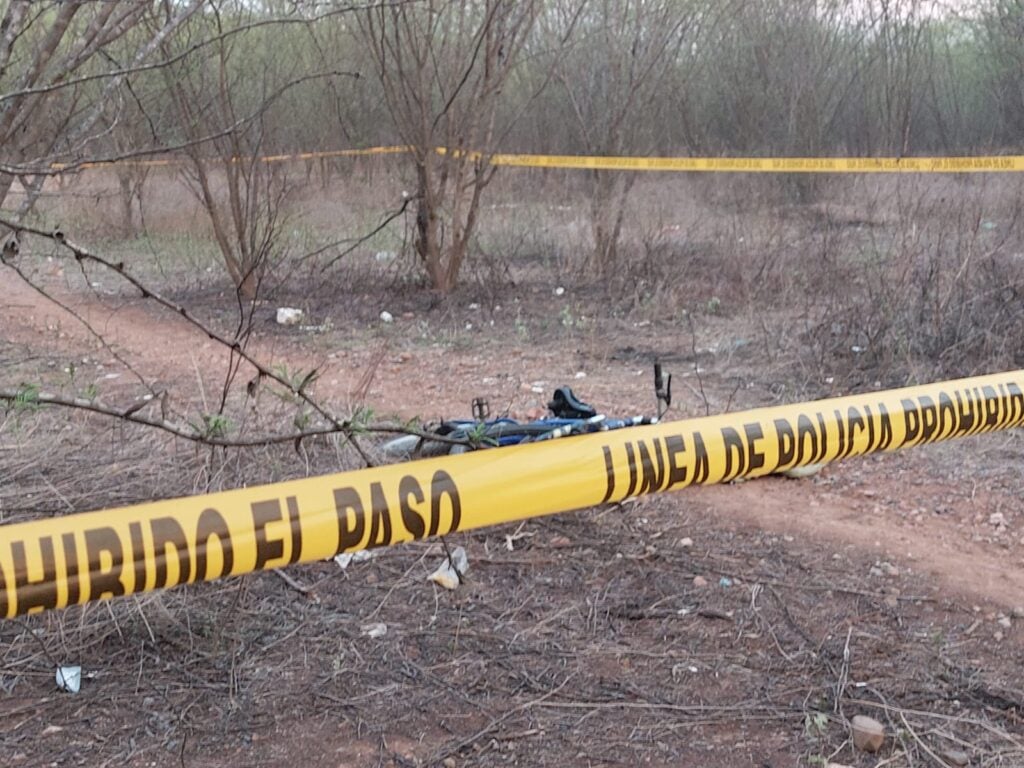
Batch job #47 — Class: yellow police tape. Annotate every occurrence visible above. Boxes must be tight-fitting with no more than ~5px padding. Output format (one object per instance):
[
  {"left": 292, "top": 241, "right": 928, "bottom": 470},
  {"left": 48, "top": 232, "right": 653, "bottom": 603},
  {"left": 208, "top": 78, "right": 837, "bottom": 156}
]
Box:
[
  {"left": 487, "top": 152, "right": 1024, "bottom": 173},
  {"left": 52, "top": 145, "right": 410, "bottom": 171},
  {"left": 2, "top": 370, "right": 1022, "bottom": 618},
  {"left": 50, "top": 148, "right": 1024, "bottom": 173}
]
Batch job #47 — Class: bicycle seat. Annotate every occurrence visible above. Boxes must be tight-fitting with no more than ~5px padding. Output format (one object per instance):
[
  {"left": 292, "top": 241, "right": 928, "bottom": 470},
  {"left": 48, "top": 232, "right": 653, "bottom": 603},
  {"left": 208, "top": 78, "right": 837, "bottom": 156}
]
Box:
[{"left": 547, "top": 387, "right": 597, "bottom": 419}]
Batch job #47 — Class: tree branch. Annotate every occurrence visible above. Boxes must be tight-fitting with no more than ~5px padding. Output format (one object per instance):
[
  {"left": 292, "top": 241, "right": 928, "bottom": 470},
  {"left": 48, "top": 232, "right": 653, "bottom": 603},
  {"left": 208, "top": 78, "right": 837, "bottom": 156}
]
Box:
[
  {"left": 0, "top": 386, "right": 455, "bottom": 450},
  {"left": 0, "top": 217, "right": 378, "bottom": 465}
]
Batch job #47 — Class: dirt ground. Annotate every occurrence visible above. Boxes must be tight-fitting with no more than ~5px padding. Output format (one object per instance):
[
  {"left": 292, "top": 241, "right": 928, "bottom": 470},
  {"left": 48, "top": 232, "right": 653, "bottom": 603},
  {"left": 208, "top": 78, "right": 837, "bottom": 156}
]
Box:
[{"left": 2, "top": 176, "right": 1024, "bottom": 767}]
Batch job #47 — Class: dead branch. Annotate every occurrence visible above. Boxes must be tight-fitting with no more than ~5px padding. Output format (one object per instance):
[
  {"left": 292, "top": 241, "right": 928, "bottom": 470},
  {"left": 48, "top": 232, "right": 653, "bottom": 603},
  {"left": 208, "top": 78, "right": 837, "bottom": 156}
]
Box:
[
  {"left": 0, "top": 385, "right": 460, "bottom": 450},
  {"left": 0, "top": 217, "right": 377, "bottom": 463}
]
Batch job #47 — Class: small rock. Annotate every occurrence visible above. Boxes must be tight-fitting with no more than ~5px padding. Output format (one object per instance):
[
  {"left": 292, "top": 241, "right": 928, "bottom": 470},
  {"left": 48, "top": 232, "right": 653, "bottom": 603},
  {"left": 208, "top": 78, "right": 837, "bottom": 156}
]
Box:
[
  {"left": 1012, "top": 606, "right": 1024, "bottom": 619},
  {"left": 989, "top": 512, "right": 1007, "bottom": 527},
  {"left": 997, "top": 615, "right": 1012, "bottom": 629},
  {"left": 442, "top": 759, "right": 457, "bottom": 768},
  {"left": 379, "top": 311, "right": 394, "bottom": 323},
  {"left": 374, "top": 250, "right": 396, "bottom": 262},
  {"left": 881, "top": 562, "right": 900, "bottom": 577},
  {"left": 827, "top": 763, "right": 855, "bottom": 768},
  {"left": 781, "top": 463, "right": 824, "bottom": 479},
  {"left": 851, "top": 714, "right": 885, "bottom": 752},
  {"left": 994, "top": 630, "right": 1004, "bottom": 642},
  {"left": 692, "top": 576, "right": 708, "bottom": 588},
  {"left": 679, "top": 537, "right": 694, "bottom": 548},
  {"left": 554, "top": 286, "right": 565, "bottom": 296},
  {"left": 941, "top": 749, "right": 969, "bottom": 766},
  {"left": 549, "top": 535, "right": 573, "bottom": 549}
]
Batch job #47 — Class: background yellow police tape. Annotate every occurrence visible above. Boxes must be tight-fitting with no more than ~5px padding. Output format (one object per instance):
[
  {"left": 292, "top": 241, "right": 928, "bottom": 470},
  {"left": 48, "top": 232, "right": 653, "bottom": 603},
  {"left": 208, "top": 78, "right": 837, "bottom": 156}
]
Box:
[
  {"left": 482, "top": 151, "right": 1024, "bottom": 173},
  {"left": 55, "top": 147, "right": 1024, "bottom": 173},
  {"left": 2, "top": 370, "right": 1023, "bottom": 618}
]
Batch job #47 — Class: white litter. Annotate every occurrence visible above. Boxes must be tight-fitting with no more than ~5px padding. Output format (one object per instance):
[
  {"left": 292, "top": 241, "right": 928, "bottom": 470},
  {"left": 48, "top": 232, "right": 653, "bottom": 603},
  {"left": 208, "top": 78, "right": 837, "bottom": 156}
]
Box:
[
  {"left": 360, "top": 622, "right": 387, "bottom": 639},
  {"left": 333, "top": 550, "right": 376, "bottom": 569},
  {"left": 276, "top": 307, "right": 303, "bottom": 325},
  {"left": 374, "top": 250, "right": 396, "bottom": 262},
  {"left": 379, "top": 310, "right": 394, "bottom": 323},
  {"left": 56, "top": 666, "right": 82, "bottom": 694},
  {"left": 429, "top": 546, "right": 469, "bottom": 590}
]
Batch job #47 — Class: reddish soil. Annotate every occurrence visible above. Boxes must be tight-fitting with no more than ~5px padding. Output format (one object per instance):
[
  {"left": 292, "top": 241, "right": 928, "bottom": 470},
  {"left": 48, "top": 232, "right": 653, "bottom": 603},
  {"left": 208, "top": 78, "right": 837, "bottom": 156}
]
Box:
[
  {"left": 2, "top": 261, "right": 1023, "bottom": 767},
  {"left": 5, "top": 267, "right": 1023, "bottom": 611}
]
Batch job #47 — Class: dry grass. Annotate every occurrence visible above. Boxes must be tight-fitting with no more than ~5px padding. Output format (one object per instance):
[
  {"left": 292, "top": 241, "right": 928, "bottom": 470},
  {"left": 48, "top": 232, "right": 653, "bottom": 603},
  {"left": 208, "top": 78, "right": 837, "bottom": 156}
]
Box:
[
  {"left": 3, "top": 418, "right": 1023, "bottom": 767},
  {"left": 32, "top": 162, "right": 1024, "bottom": 389},
  {"left": 4, "top": 164, "right": 1024, "bottom": 766}
]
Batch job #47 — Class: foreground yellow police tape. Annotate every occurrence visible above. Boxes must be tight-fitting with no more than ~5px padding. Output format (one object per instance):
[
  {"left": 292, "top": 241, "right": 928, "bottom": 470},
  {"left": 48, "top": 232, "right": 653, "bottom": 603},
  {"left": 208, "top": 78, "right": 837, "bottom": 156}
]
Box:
[
  {"left": 2, "top": 370, "right": 1023, "bottom": 618},
  {"left": 54, "top": 147, "right": 1024, "bottom": 173}
]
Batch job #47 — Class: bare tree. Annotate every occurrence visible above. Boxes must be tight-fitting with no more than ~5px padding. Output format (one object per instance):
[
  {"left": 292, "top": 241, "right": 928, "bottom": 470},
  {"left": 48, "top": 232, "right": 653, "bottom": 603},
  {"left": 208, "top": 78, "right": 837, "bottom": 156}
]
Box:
[
  {"left": 0, "top": 0, "right": 201, "bottom": 216},
  {"left": 357, "top": 0, "right": 541, "bottom": 293},
  {"left": 159, "top": 1, "right": 354, "bottom": 300},
  {"left": 977, "top": 0, "right": 1024, "bottom": 146},
  {"left": 545, "top": 0, "right": 712, "bottom": 277},
  {"left": 161, "top": 31, "right": 287, "bottom": 299}
]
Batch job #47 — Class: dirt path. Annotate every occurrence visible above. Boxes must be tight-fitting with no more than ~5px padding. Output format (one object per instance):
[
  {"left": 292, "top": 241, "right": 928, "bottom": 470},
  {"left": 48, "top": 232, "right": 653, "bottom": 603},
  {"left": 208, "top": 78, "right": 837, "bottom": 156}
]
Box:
[
  {"left": 3, "top": 266, "right": 1023, "bottom": 613},
  {"left": 3, "top": 269, "right": 578, "bottom": 418},
  {"left": 696, "top": 477, "right": 1024, "bottom": 610}
]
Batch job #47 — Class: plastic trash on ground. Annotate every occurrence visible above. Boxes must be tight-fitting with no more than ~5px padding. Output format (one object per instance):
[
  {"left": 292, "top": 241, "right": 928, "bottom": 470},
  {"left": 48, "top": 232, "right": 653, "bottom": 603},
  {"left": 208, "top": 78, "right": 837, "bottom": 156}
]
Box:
[
  {"left": 360, "top": 622, "right": 387, "bottom": 639},
  {"left": 276, "top": 307, "right": 303, "bottom": 325},
  {"left": 429, "top": 546, "right": 469, "bottom": 590},
  {"left": 56, "top": 666, "right": 82, "bottom": 693},
  {"left": 333, "top": 550, "right": 376, "bottom": 569}
]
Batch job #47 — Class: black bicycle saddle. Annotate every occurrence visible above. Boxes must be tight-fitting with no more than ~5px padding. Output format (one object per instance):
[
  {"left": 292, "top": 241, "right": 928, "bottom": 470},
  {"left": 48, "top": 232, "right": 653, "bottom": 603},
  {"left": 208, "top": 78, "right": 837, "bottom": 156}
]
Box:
[{"left": 547, "top": 386, "right": 598, "bottom": 419}]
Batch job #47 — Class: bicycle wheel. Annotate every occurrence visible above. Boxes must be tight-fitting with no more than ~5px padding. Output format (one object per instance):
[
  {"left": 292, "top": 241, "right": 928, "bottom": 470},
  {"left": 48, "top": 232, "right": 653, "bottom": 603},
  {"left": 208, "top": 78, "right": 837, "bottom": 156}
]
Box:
[
  {"left": 379, "top": 434, "right": 454, "bottom": 459},
  {"left": 379, "top": 434, "right": 421, "bottom": 458}
]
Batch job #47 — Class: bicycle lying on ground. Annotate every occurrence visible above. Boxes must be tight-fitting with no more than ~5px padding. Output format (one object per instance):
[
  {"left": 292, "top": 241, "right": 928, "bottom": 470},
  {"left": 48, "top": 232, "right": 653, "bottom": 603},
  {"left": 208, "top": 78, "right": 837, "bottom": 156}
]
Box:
[{"left": 381, "top": 363, "right": 673, "bottom": 460}]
